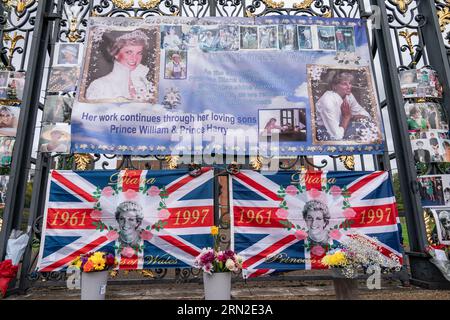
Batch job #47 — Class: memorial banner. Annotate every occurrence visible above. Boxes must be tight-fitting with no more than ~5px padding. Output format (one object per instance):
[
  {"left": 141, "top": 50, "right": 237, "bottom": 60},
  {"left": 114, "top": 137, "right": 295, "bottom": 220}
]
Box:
[
  {"left": 37, "top": 168, "right": 214, "bottom": 271},
  {"left": 71, "top": 16, "right": 384, "bottom": 156},
  {"left": 230, "top": 170, "right": 402, "bottom": 277}
]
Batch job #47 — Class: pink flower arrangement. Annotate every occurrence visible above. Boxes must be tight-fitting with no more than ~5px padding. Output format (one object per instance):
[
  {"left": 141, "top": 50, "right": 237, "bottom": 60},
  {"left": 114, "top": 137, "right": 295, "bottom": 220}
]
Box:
[
  {"left": 123, "top": 189, "right": 138, "bottom": 200},
  {"left": 106, "top": 230, "right": 119, "bottom": 241},
  {"left": 329, "top": 229, "right": 342, "bottom": 240},
  {"left": 141, "top": 230, "right": 153, "bottom": 241},
  {"left": 121, "top": 247, "right": 135, "bottom": 258},
  {"left": 276, "top": 208, "right": 289, "bottom": 219},
  {"left": 294, "top": 229, "right": 307, "bottom": 240},
  {"left": 311, "top": 245, "right": 326, "bottom": 256},
  {"left": 147, "top": 186, "right": 160, "bottom": 197},
  {"left": 90, "top": 210, "right": 102, "bottom": 221},
  {"left": 194, "top": 248, "right": 243, "bottom": 274},
  {"left": 101, "top": 186, "right": 114, "bottom": 197},
  {"left": 157, "top": 209, "right": 171, "bottom": 220},
  {"left": 285, "top": 185, "right": 298, "bottom": 196},
  {"left": 343, "top": 208, "right": 357, "bottom": 219}
]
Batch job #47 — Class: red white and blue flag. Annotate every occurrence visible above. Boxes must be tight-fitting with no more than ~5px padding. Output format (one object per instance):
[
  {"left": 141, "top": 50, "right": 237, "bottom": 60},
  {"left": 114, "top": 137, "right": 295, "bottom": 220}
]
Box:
[
  {"left": 230, "top": 170, "right": 403, "bottom": 278},
  {"left": 37, "top": 168, "right": 214, "bottom": 271}
]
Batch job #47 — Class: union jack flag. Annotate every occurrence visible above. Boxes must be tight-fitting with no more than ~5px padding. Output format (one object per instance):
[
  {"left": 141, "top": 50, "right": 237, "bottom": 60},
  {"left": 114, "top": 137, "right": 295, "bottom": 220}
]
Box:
[
  {"left": 37, "top": 168, "right": 214, "bottom": 271},
  {"left": 230, "top": 170, "right": 403, "bottom": 278}
]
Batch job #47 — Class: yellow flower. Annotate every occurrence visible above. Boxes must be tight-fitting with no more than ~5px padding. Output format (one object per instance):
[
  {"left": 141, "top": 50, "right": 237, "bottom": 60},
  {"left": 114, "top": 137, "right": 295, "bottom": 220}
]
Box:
[
  {"left": 210, "top": 226, "right": 219, "bottom": 236},
  {"left": 89, "top": 252, "right": 106, "bottom": 271}
]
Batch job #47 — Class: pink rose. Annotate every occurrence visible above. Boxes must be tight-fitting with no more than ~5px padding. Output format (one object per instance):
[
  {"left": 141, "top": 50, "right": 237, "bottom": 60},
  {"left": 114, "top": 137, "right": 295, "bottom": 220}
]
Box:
[
  {"left": 329, "top": 229, "right": 342, "bottom": 240},
  {"left": 141, "top": 230, "right": 153, "bottom": 241},
  {"left": 147, "top": 186, "right": 160, "bottom": 197},
  {"left": 90, "top": 210, "right": 102, "bottom": 221},
  {"left": 311, "top": 245, "right": 325, "bottom": 256},
  {"left": 343, "top": 208, "right": 357, "bottom": 219},
  {"left": 106, "top": 230, "right": 119, "bottom": 241},
  {"left": 294, "top": 229, "right": 307, "bottom": 240},
  {"left": 276, "top": 208, "right": 289, "bottom": 219},
  {"left": 285, "top": 185, "right": 298, "bottom": 196},
  {"left": 101, "top": 186, "right": 114, "bottom": 197},
  {"left": 158, "top": 209, "right": 171, "bottom": 220},
  {"left": 123, "top": 189, "right": 138, "bottom": 200},
  {"left": 307, "top": 188, "right": 324, "bottom": 200},
  {"left": 329, "top": 185, "right": 341, "bottom": 197},
  {"left": 121, "top": 247, "right": 135, "bottom": 258}
]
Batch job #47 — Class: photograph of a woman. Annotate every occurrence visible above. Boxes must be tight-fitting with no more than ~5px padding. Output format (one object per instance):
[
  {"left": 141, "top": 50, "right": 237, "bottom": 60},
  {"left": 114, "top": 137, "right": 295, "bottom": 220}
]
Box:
[
  {"left": 79, "top": 26, "right": 159, "bottom": 103},
  {"left": 308, "top": 66, "right": 380, "bottom": 144},
  {"left": 0, "top": 106, "right": 19, "bottom": 137},
  {"left": 39, "top": 124, "right": 70, "bottom": 153}
]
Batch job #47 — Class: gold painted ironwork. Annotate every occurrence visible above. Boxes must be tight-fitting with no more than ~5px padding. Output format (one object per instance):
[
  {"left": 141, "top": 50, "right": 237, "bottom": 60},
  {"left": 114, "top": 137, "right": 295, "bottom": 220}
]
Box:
[
  {"left": 250, "top": 156, "right": 263, "bottom": 170},
  {"left": 3, "top": 32, "right": 24, "bottom": 64},
  {"left": 424, "top": 210, "right": 438, "bottom": 245},
  {"left": 68, "top": 8, "right": 82, "bottom": 42},
  {"left": 339, "top": 155, "right": 355, "bottom": 170},
  {"left": 322, "top": 8, "right": 332, "bottom": 18},
  {"left": 138, "top": 0, "right": 160, "bottom": 9},
  {"left": 3, "top": 0, "right": 34, "bottom": 13},
  {"left": 399, "top": 30, "right": 418, "bottom": 56},
  {"left": 112, "top": 0, "right": 134, "bottom": 9},
  {"left": 389, "top": 0, "right": 413, "bottom": 14},
  {"left": 74, "top": 154, "right": 93, "bottom": 170},
  {"left": 262, "top": 0, "right": 284, "bottom": 9},
  {"left": 293, "top": 0, "right": 314, "bottom": 9},
  {"left": 245, "top": 9, "right": 255, "bottom": 17},
  {"left": 437, "top": 5, "right": 450, "bottom": 33},
  {"left": 141, "top": 270, "right": 154, "bottom": 277},
  {"left": 109, "top": 270, "right": 118, "bottom": 277},
  {"left": 165, "top": 156, "right": 179, "bottom": 169}
]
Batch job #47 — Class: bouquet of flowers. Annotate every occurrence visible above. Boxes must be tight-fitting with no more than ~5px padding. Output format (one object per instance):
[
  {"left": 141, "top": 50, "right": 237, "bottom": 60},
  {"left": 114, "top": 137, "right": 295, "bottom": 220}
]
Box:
[
  {"left": 321, "top": 234, "right": 402, "bottom": 278},
  {"left": 71, "top": 251, "right": 117, "bottom": 273},
  {"left": 194, "top": 226, "right": 243, "bottom": 274}
]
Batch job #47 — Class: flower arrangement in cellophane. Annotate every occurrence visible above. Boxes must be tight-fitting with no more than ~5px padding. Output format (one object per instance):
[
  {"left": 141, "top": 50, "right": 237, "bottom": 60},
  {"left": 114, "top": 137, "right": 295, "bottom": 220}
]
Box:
[
  {"left": 321, "top": 234, "right": 402, "bottom": 278},
  {"left": 194, "top": 226, "right": 243, "bottom": 274},
  {"left": 71, "top": 251, "right": 117, "bottom": 273}
]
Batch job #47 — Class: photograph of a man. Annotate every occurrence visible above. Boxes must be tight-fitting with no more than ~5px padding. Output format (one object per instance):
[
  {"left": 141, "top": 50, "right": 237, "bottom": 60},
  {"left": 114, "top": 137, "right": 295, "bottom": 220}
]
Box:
[
  {"left": 302, "top": 200, "right": 331, "bottom": 246},
  {"left": 79, "top": 25, "right": 159, "bottom": 103},
  {"left": 413, "top": 140, "right": 431, "bottom": 163},
  {"left": 115, "top": 201, "right": 144, "bottom": 248}
]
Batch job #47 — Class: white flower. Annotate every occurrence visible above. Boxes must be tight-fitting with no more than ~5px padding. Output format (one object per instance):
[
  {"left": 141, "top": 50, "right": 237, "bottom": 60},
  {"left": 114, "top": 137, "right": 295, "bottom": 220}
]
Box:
[{"left": 225, "top": 258, "right": 236, "bottom": 271}]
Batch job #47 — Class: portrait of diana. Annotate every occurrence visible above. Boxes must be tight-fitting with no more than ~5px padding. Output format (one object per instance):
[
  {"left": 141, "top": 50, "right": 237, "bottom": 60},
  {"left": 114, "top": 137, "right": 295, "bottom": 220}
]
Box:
[{"left": 79, "top": 25, "right": 160, "bottom": 103}]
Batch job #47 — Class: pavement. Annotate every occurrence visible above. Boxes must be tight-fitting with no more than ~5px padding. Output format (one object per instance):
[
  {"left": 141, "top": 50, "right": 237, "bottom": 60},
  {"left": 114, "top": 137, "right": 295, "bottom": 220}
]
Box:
[{"left": 5, "top": 279, "right": 450, "bottom": 300}]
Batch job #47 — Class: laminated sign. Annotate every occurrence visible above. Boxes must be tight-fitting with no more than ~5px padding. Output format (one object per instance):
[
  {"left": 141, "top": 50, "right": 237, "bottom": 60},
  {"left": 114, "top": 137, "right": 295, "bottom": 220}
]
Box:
[{"left": 71, "top": 16, "right": 385, "bottom": 155}]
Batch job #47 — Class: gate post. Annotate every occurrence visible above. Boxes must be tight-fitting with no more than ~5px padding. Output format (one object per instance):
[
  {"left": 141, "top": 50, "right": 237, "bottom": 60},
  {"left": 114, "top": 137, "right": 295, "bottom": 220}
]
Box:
[
  {"left": 371, "top": 0, "right": 450, "bottom": 289},
  {"left": 416, "top": 1, "right": 450, "bottom": 119},
  {"left": 0, "top": 0, "right": 55, "bottom": 259}
]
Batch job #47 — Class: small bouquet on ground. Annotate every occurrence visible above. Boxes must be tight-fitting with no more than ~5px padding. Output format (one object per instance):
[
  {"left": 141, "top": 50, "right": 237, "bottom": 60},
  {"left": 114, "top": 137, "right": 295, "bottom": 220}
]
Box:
[
  {"left": 194, "top": 226, "right": 243, "bottom": 274},
  {"left": 321, "top": 234, "right": 402, "bottom": 278},
  {"left": 71, "top": 251, "right": 117, "bottom": 273}
]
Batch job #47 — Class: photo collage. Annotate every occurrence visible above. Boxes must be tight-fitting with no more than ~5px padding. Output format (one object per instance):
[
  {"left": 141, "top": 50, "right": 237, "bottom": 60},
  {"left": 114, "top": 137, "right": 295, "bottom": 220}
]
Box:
[
  {"left": 399, "top": 67, "right": 443, "bottom": 99},
  {"left": 160, "top": 23, "right": 357, "bottom": 81},
  {"left": 401, "top": 68, "right": 450, "bottom": 164},
  {"left": 0, "top": 70, "right": 24, "bottom": 167},
  {"left": 419, "top": 174, "right": 450, "bottom": 246},
  {"left": 39, "top": 43, "right": 82, "bottom": 154}
]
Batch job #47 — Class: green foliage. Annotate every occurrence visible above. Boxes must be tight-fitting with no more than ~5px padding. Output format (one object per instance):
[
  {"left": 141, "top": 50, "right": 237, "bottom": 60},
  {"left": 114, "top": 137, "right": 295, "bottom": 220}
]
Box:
[{"left": 392, "top": 173, "right": 404, "bottom": 212}]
